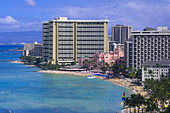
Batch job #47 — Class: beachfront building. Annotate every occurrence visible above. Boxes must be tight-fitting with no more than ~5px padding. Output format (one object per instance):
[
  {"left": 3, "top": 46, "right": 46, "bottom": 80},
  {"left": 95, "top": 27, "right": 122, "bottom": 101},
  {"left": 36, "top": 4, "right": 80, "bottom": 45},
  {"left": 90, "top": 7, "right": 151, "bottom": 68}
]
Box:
[
  {"left": 125, "top": 27, "right": 170, "bottom": 69},
  {"left": 142, "top": 59, "right": 170, "bottom": 81},
  {"left": 78, "top": 46, "right": 124, "bottom": 69},
  {"left": 42, "top": 17, "right": 109, "bottom": 64},
  {"left": 23, "top": 42, "right": 42, "bottom": 58},
  {"left": 112, "top": 25, "right": 132, "bottom": 44}
]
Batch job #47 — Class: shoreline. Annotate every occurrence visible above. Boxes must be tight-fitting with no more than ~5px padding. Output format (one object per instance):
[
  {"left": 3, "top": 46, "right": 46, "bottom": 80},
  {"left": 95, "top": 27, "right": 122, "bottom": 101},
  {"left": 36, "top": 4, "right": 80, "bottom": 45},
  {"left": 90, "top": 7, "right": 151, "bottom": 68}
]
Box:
[
  {"left": 11, "top": 60, "right": 24, "bottom": 64},
  {"left": 11, "top": 61, "right": 37, "bottom": 67},
  {"left": 38, "top": 70, "right": 147, "bottom": 96},
  {"left": 39, "top": 70, "right": 148, "bottom": 113},
  {"left": 13, "top": 61, "right": 148, "bottom": 113}
]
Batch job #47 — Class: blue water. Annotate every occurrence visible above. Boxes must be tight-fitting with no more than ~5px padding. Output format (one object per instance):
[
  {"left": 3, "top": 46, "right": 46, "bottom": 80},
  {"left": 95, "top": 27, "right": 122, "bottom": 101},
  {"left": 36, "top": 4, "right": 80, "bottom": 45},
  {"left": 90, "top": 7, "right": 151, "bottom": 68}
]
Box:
[{"left": 0, "top": 45, "right": 131, "bottom": 113}]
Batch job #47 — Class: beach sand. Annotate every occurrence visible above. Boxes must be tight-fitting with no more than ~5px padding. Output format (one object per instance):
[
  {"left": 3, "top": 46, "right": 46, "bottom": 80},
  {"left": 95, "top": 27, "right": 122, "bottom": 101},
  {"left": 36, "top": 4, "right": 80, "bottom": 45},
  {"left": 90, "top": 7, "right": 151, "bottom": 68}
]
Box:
[
  {"left": 38, "top": 70, "right": 147, "bottom": 96},
  {"left": 11, "top": 61, "right": 37, "bottom": 67},
  {"left": 11, "top": 60, "right": 24, "bottom": 64},
  {"left": 11, "top": 61, "right": 148, "bottom": 112},
  {"left": 38, "top": 70, "right": 148, "bottom": 113}
]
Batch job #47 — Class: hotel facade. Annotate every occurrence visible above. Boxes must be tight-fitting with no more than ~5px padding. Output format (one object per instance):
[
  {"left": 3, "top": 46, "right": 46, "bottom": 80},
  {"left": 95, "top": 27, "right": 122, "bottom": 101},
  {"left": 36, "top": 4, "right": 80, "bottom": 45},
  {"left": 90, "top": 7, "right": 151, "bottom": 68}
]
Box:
[
  {"left": 142, "top": 59, "right": 170, "bottom": 81},
  {"left": 23, "top": 42, "right": 42, "bottom": 58},
  {"left": 125, "top": 29, "right": 170, "bottom": 69},
  {"left": 112, "top": 25, "right": 132, "bottom": 44},
  {"left": 42, "top": 17, "right": 109, "bottom": 64}
]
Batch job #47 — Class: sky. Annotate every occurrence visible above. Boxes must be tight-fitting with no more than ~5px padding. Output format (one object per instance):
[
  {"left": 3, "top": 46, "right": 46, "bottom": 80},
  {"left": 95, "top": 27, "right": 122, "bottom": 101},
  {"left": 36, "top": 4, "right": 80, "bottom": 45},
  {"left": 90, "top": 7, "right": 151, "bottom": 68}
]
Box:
[{"left": 0, "top": 0, "right": 170, "bottom": 34}]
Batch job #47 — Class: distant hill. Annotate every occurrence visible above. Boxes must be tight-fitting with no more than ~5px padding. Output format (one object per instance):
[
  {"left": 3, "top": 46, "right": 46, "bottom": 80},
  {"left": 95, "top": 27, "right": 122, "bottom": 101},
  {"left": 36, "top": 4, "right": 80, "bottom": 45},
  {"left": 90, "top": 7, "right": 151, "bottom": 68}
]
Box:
[{"left": 0, "top": 31, "right": 42, "bottom": 43}]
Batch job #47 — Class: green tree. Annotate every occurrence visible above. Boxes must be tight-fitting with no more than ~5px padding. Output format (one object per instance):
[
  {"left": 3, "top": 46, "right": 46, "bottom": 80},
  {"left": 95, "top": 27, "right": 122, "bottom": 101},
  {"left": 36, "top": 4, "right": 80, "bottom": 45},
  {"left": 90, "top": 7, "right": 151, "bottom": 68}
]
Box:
[
  {"left": 124, "top": 97, "right": 132, "bottom": 113},
  {"left": 105, "top": 62, "right": 110, "bottom": 70},
  {"left": 101, "top": 66, "right": 106, "bottom": 74},
  {"left": 126, "top": 66, "right": 133, "bottom": 73},
  {"left": 144, "top": 78, "right": 170, "bottom": 112},
  {"left": 144, "top": 96, "right": 159, "bottom": 112},
  {"left": 129, "top": 94, "right": 138, "bottom": 109},
  {"left": 35, "top": 58, "right": 43, "bottom": 65},
  {"left": 148, "top": 70, "right": 154, "bottom": 78},
  {"left": 135, "top": 94, "right": 145, "bottom": 113},
  {"left": 19, "top": 56, "right": 26, "bottom": 62},
  {"left": 124, "top": 94, "right": 146, "bottom": 113},
  {"left": 136, "top": 69, "right": 142, "bottom": 79},
  {"left": 144, "top": 67, "right": 147, "bottom": 71},
  {"left": 161, "top": 73, "right": 165, "bottom": 81}
]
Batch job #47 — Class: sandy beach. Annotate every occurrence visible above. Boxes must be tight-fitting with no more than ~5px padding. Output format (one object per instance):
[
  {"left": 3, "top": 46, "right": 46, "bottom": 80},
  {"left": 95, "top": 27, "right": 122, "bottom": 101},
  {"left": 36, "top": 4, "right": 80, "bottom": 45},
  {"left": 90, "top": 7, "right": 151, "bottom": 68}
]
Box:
[
  {"left": 10, "top": 61, "right": 147, "bottom": 112},
  {"left": 39, "top": 70, "right": 148, "bottom": 113},
  {"left": 38, "top": 70, "right": 147, "bottom": 96},
  {"left": 9, "top": 61, "right": 148, "bottom": 113},
  {"left": 12, "top": 61, "right": 148, "bottom": 97},
  {"left": 11, "top": 61, "right": 37, "bottom": 67},
  {"left": 11, "top": 60, "right": 24, "bottom": 64}
]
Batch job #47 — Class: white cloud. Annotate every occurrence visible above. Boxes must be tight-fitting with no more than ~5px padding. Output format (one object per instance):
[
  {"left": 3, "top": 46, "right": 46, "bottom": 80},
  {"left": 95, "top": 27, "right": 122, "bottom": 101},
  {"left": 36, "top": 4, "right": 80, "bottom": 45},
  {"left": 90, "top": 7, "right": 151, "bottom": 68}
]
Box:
[
  {"left": 0, "top": 16, "right": 41, "bottom": 32},
  {"left": 24, "top": 0, "right": 36, "bottom": 6},
  {"left": 0, "top": 16, "right": 19, "bottom": 24},
  {"left": 1, "top": 0, "right": 170, "bottom": 32},
  {"left": 50, "top": 0, "right": 170, "bottom": 31}
]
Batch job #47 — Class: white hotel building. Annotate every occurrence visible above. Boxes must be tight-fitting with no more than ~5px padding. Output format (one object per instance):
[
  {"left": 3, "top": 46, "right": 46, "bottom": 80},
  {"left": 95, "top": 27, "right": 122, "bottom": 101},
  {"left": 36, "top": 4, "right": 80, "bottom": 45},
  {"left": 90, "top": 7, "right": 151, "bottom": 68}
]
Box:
[
  {"left": 42, "top": 17, "right": 109, "bottom": 64},
  {"left": 125, "top": 28, "right": 170, "bottom": 69}
]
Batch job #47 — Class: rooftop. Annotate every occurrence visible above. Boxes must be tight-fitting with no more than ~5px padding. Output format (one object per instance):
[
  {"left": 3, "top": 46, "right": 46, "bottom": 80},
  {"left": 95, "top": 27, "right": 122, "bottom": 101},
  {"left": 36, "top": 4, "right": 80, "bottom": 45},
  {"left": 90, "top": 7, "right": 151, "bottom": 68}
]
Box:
[
  {"left": 142, "top": 59, "right": 170, "bottom": 67},
  {"left": 112, "top": 25, "right": 132, "bottom": 27},
  {"left": 42, "top": 17, "right": 109, "bottom": 23},
  {"left": 130, "top": 26, "right": 170, "bottom": 36}
]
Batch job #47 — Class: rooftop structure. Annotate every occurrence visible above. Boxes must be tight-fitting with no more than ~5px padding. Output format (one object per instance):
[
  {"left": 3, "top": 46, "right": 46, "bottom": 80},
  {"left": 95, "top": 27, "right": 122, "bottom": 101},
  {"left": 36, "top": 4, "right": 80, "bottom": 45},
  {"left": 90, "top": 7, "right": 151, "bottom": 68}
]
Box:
[{"left": 142, "top": 59, "right": 170, "bottom": 66}]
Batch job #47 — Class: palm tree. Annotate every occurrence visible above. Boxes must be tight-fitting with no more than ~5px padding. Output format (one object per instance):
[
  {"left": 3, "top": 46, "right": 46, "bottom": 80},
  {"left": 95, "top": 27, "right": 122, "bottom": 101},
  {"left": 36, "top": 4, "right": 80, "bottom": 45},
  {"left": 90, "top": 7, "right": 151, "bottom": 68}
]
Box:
[
  {"left": 126, "top": 66, "right": 133, "bottom": 73},
  {"left": 129, "top": 94, "right": 138, "bottom": 111},
  {"left": 105, "top": 62, "right": 110, "bottom": 70},
  {"left": 144, "top": 67, "right": 147, "bottom": 71},
  {"left": 135, "top": 94, "right": 145, "bottom": 113},
  {"left": 143, "top": 78, "right": 170, "bottom": 112},
  {"left": 148, "top": 70, "right": 154, "bottom": 78},
  {"left": 161, "top": 73, "right": 165, "bottom": 81},
  {"left": 124, "top": 97, "right": 132, "bottom": 113},
  {"left": 136, "top": 69, "right": 142, "bottom": 80},
  {"left": 101, "top": 66, "right": 106, "bottom": 74},
  {"left": 123, "top": 97, "right": 131, "bottom": 113},
  {"left": 144, "top": 96, "right": 158, "bottom": 112},
  {"left": 125, "top": 94, "right": 145, "bottom": 113}
]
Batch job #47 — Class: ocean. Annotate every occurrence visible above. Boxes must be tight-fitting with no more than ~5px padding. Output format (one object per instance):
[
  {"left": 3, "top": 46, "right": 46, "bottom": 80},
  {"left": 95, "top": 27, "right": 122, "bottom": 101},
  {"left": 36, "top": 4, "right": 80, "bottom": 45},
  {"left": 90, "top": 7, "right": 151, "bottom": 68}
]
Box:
[{"left": 0, "top": 45, "right": 131, "bottom": 113}]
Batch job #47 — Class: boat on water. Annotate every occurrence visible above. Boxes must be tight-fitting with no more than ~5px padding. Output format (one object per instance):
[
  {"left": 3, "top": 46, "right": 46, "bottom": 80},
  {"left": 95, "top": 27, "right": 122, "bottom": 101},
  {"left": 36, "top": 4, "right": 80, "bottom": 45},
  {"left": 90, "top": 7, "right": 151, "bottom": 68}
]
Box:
[
  {"left": 119, "top": 90, "right": 125, "bottom": 106},
  {"left": 86, "top": 75, "right": 96, "bottom": 79}
]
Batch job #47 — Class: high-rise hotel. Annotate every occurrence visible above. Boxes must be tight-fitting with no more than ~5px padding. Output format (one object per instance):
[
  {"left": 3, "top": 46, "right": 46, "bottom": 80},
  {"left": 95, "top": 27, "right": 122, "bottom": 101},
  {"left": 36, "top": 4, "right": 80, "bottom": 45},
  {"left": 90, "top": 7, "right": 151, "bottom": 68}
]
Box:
[
  {"left": 42, "top": 17, "right": 109, "bottom": 64},
  {"left": 125, "top": 27, "right": 170, "bottom": 69},
  {"left": 112, "top": 25, "right": 132, "bottom": 44}
]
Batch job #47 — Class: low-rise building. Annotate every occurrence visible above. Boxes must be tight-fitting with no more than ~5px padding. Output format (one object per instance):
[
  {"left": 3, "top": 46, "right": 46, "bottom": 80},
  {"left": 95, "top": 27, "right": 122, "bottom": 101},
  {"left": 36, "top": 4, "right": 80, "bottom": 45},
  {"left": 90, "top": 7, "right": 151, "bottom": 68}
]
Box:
[
  {"left": 142, "top": 59, "right": 170, "bottom": 81},
  {"left": 78, "top": 46, "right": 124, "bottom": 69},
  {"left": 23, "top": 42, "right": 42, "bottom": 58}
]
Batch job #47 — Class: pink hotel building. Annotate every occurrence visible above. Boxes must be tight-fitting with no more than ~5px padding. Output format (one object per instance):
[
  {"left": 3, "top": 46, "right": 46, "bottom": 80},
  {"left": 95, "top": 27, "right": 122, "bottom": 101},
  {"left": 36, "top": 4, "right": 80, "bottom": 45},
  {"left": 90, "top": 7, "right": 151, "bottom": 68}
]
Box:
[{"left": 78, "top": 46, "right": 124, "bottom": 69}]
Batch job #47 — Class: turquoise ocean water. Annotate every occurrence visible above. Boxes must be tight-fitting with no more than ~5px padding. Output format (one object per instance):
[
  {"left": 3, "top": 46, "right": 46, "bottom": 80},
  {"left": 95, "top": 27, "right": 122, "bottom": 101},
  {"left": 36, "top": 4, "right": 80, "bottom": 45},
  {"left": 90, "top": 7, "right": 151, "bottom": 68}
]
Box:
[{"left": 0, "top": 45, "right": 131, "bottom": 113}]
